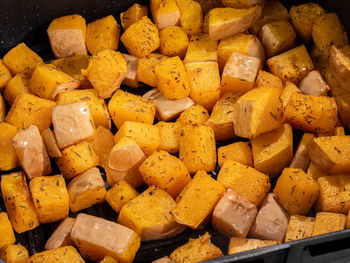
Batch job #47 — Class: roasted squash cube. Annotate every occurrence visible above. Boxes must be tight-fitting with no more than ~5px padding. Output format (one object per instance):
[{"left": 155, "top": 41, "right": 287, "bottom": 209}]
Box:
[
  {"left": 218, "top": 142, "right": 253, "bottom": 168},
  {"left": 121, "top": 3, "right": 148, "bottom": 30},
  {"left": 45, "top": 217, "right": 75, "bottom": 250},
  {"left": 0, "top": 244, "right": 29, "bottom": 263},
  {"left": 1, "top": 172, "right": 39, "bottom": 233},
  {"left": 285, "top": 215, "right": 315, "bottom": 242},
  {"left": 184, "top": 34, "right": 218, "bottom": 64},
  {"left": 119, "top": 186, "right": 185, "bottom": 241},
  {"left": 159, "top": 26, "right": 189, "bottom": 58},
  {"left": 312, "top": 212, "right": 347, "bottom": 236},
  {"left": 307, "top": 162, "right": 327, "bottom": 181},
  {"left": 106, "top": 180, "right": 138, "bottom": 213},
  {"left": 4, "top": 73, "right": 32, "bottom": 105},
  {"left": 330, "top": 45, "right": 350, "bottom": 93},
  {"left": 0, "top": 59, "right": 11, "bottom": 89},
  {"left": 90, "top": 126, "right": 114, "bottom": 168},
  {"left": 0, "top": 212, "right": 15, "bottom": 249},
  {"left": 150, "top": 0, "right": 180, "bottom": 30},
  {"left": 289, "top": 133, "right": 315, "bottom": 171},
  {"left": 122, "top": 54, "right": 141, "bottom": 88},
  {"left": 156, "top": 122, "right": 181, "bottom": 154},
  {"left": 228, "top": 237, "right": 278, "bottom": 254},
  {"left": 136, "top": 53, "right": 168, "bottom": 87},
  {"left": 176, "top": 0, "right": 203, "bottom": 35},
  {"left": 27, "top": 246, "right": 84, "bottom": 263},
  {"left": 176, "top": 104, "right": 209, "bottom": 127},
  {"left": 280, "top": 81, "right": 300, "bottom": 108},
  {"left": 42, "top": 128, "right": 62, "bottom": 158},
  {"left": 0, "top": 123, "right": 21, "bottom": 171},
  {"left": 254, "top": 70, "right": 283, "bottom": 89}
]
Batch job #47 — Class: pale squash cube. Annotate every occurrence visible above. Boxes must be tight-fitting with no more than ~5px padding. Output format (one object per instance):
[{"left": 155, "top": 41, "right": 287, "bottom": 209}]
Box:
[
  {"left": 122, "top": 54, "right": 141, "bottom": 88},
  {"left": 45, "top": 217, "right": 75, "bottom": 250},
  {"left": 90, "top": 126, "right": 114, "bottom": 168},
  {"left": 299, "top": 70, "right": 330, "bottom": 96},
  {"left": 150, "top": 0, "right": 180, "bottom": 30},
  {"left": 41, "top": 128, "right": 62, "bottom": 158},
  {"left": 289, "top": 133, "right": 315, "bottom": 171}
]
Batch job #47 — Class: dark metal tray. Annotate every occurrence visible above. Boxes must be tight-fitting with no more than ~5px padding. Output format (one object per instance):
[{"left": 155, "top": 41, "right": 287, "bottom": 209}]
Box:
[{"left": 1, "top": 0, "right": 350, "bottom": 262}]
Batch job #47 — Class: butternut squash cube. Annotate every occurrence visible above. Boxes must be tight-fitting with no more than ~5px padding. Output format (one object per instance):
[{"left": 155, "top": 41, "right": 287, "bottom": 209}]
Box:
[
  {"left": 184, "top": 34, "right": 218, "bottom": 63},
  {"left": 5, "top": 93, "right": 56, "bottom": 132},
  {"left": 3, "top": 43, "right": 43, "bottom": 76},
  {"left": 159, "top": 26, "right": 189, "bottom": 58},
  {"left": 45, "top": 217, "right": 75, "bottom": 250},
  {"left": 41, "top": 128, "right": 62, "bottom": 158},
  {"left": 121, "top": 3, "right": 148, "bottom": 30},
  {"left": 156, "top": 122, "right": 181, "bottom": 154},
  {"left": 90, "top": 126, "right": 114, "bottom": 168},
  {"left": 254, "top": 70, "right": 283, "bottom": 89},
  {"left": 280, "top": 81, "right": 300, "bottom": 108},
  {"left": 30, "top": 175, "right": 69, "bottom": 223},
  {"left": 4, "top": 73, "right": 32, "bottom": 105},
  {"left": 228, "top": 237, "right": 278, "bottom": 254},
  {"left": 176, "top": 104, "right": 209, "bottom": 127},
  {"left": 170, "top": 232, "right": 223, "bottom": 263},
  {"left": 251, "top": 123, "right": 293, "bottom": 177},
  {"left": 206, "top": 92, "right": 239, "bottom": 141},
  {"left": 122, "top": 54, "right": 140, "bottom": 88},
  {"left": 218, "top": 142, "right": 253, "bottom": 167},
  {"left": 0, "top": 212, "right": 15, "bottom": 249},
  {"left": 118, "top": 186, "right": 185, "bottom": 241},
  {"left": 108, "top": 89, "right": 156, "bottom": 129},
  {"left": 312, "top": 212, "right": 347, "bottom": 236},
  {"left": 217, "top": 160, "right": 270, "bottom": 207},
  {"left": 172, "top": 171, "right": 225, "bottom": 229},
  {"left": 307, "top": 162, "right": 327, "bottom": 181},
  {"left": 208, "top": 6, "right": 262, "bottom": 40},
  {"left": 1, "top": 172, "right": 39, "bottom": 233},
  {"left": 136, "top": 53, "right": 168, "bottom": 87},
  {"left": 176, "top": 0, "right": 203, "bottom": 35},
  {"left": 47, "top": 14, "right": 87, "bottom": 58},
  {"left": 299, "top": 70, "right": 330, "bottom": 96},
  {"left": 154, "top": 56, "right": 191, "bottom": 100},
  {"left": 106, "top": 180, "right": 138, "bottom": 213},
  {"left": 233, "top": 86, "right": 283, "bottom": 138},
  {"left": 274, "top": 168, "right": 320, "bottom": 215},
  {"left": 56, "top": 141, "right": 99, "bottom": 179},
  {"left": 0, "top": 244, "right": 29, "bottom": 263},
  {"left": 217, "top": 33, "right": 265, "bottom": 72},
  {"left": 121, "top": 17, "right": 160, "bottom": 58},
  {"left": 82, "top": 50, "right": 127, "bottom": 98},
  {"left": 67, "top": 167, "right": 106, "bottom": 212},
  {"left": 0, "top": 59, "right": 11, "bottom": 89},
  {"left": 86, "top": 15, "right": 120, "bottom": 55},
  {"left": 330, "top": 45, "right": 350, "bottom": 92},
  {"left": 0, "top": 123, "right": 21, "bottom": 171},
  {"left": 285, "top": 215, "right": 315, "bottom": 242},
  {"left": 27, "top": 246, "right": 85, "bottom": 263},
  {"left": 289, "top": 133, "right": 315, "bottom": 171},
  {"left": 106, "top": 137, "right": 146, "bottom": 187},
  {"left": 179, "top": 125, "right": 216, "bottom": 174},
  {"left": 150, "top": 0, "right": 180, "bottom": 30}
]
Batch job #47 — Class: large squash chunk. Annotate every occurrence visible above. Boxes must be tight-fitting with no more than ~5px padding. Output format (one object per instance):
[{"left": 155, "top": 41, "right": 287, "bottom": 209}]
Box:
[
  {"left": 0, "top": 123, "right": 21, "bottom": 171},
  {"left": 285, "top": 215, "right": 315, "bottom": 242},
  {"left": 312, "top": 212, "right": 347, "bottom": 236},
  {"left": 159, "top": 26, "right": 189, "bottom": 58},
  {"left": 176, "top": 0, "right": 203, "bottom": 35},
  {"left": 121, "top": 3, "right": 148, "bottom": 30},
  {"left": 0, "top": 244, "right": 29, "bottom": 263},
  {"left": 118, "top": 186, "right": 185, "bottom": 241}
]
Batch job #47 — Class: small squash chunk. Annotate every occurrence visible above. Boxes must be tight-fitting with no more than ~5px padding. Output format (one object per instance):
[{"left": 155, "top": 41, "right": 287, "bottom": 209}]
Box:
[
  {"left": 30, "top": 64, "right": 79, "bottom": 100},
  {"left": 12, "top": 125, "right": 51, "bottom": 179},
  {"left": 0, "top": 94, "right": 4, "bottom": 122},
  {"left": 0, "top": 123, "right": 21, "bottom": 171},
  {"left": 312, "top": 13, "right": 348, "bottom": 58},
  {"left": 156, "top": 122, "right": 181, "bottom": 154},
  {"left": 82, "top": 50, "right": 127, "bottom": 99},
  {"left": 0, "top": 244, "right": 29, "bottom": 263},
  {"left": 0, "top": 212, "right": 16, "bottom": 248},
  {"left": 228, "top": 237, "right": 278, "bottom": 255},
  {"left": 176, "top": 104, "right": 209, "bottom": 127},
  {"left": 160, "top": 26, "right": 189, "bottom": 58},
  {"left": 218, "top": 142, "right": 253, "bottom": 167},
  {"left": 254, "top": 70, "right": 283, "bottom": 89},
  {"left": 1, "top": 172, "right": 39, "bottom": 233},
  {"left": 170, "top": 232, "right": 223, "bottom": 263},
  {"left": 221, "top": 52, "right": 260, "bottom": 95},
  {"left": 56, "top": 141, "right": 99, "bottom": 179},
  {"left": 206, "top": 92, "right": 239, "bottom": 141},
  {"left": 259, "top": 20, "right": 296, "bottom": 58},
  {"left": 6, "top": 93, "right": 56, "bottom": 132},
  {"left": 251, "top": 123, "right": 293, "bottom": 177},
  {"left": 108, "top": 89, "right": 156, "bottom": 129},
  {"left": 86, "top": 15, "right": 120, "bottom": 55},
  {"left": 274, "top": 168, "right": 320, "bottom": 215},
  {"left": 140, "top": 150, "right": 191, "bottom": 199},
  {"left": 312, "top": 212, "right": 347, "bottom": 237},
  {"left": 42, "top": 129, "right": 62, "bottom": 158},
  {"left": 30, "top": 175, "right": 69, "bottom": 223},
  {"left": 217, "top": 33, "right": 265, "bottom": 72},
  {"left": 285, "top": 215, "right": 315, "bottom": 242},
  {"left": 3, "top": 43, "right": 43, "bottom": 76},
  {"left": 0, "top": 60, "right": 11, "bottom": 89},
  {"left": 106, "top": 180, "right": 138, "bottom": 213},
  {"left": 176, "top": 0, "right": 203, "bottom": 35},
  {"left": 316, "top": 175, "right": 350, "bottom": 214},
  {"left": 121, "top": 3, "right": 148, "bottom": 30},
  {"left": 47, "top": 14, "right": 87, "bottom": 58},
  {"left": 290, "top": 133, "right": 315, "bottom": 171},
  {"left": 172, "top": 171, "right": 225, "bottom": 229},
  {"left": 121, "top": 17, "right": 160, "bottom": 58},
  {"left": 118, "top": 186, "right": 185, "bottom": 241},
  {"left": 267, "top": 45, "right": 314, "bottom": 84},
  {"left": 144, "top": 89, "right": 195, "bottom": 121},
  {"left": 114, "top": 121, "right": 160, "bottom": 156},
  {"left": 233, "top": 86, "right": 283, "bottom": 139},
  {"left": 52, "top": 101, "right": 95, "bottom": 149},
  {"left": 217, "top": 161, "right": 270, "bottom": 207},
  {"left": 208, "top": 6, "right": 262, "bottom": 40},
  {"left": 27, "top": 246, "right": 84, "bottom": 263},
  {"left": 213, "top": 189, "right": 257, "bottom": 238},
  {"left": 184, "top": 34, "right": 218, "bottom": 63},
  {"left": 4, "top": 73, "right": 32, "bottom": 105},
  {"left": 67, "top": 167, "right": 106, "bottom": 212},
  {"left": 56, "top": 89, "right": 111, "bottom": 130},
  {"left": 106, "top": 137, "right": 146, "bottom": 188},
  {"left": 154, "top": 56, "right": 191, "bottom": 100},
  {"left": 122, "top": 54, "right": 141, "bottom": 88},
  {"left": 45, "top": 217, "right": 75, "bottom": 250},
  {"left": 307, "top": 162, "right": 327, "bottom": 181},
  {"left": 150, "top": 0, "right": 180, "bottom": 30},
  {"left": 299, "top": 70, "right": 330, "bottom": 96},
  {"left": 290, "top": 3, "right": 325, "bottom": 43},
  {"left": 249, "top": 193, "right": 289, "bottom": 242},
  {"left": 284, "top": 93, "right": 337, "bottom": 133},
  {"left": 91, "top": 126, "right": 114, "bottom": 168},
  {"left": 280, "top": 81, "right": 300, "bottom": 108},
  {"left": 179, "top": 125, "right": 216, "bottom": 174},
  {"left": 185, "top": 62, "right": 220, "bottom": 110},
  {"left": 136, "top": 53, "right": 168, "bottom": 87},
  {"left": 330, "top": 45, "right": 350, "bottom": 92}
]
